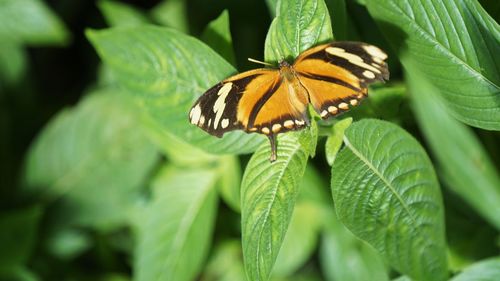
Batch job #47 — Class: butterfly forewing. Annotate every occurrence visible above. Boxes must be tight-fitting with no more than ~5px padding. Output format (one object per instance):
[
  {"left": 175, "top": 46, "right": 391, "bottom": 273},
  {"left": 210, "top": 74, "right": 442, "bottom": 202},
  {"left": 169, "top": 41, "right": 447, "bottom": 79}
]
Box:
[{"left": 294, "top": 41, "right": 389, "bottom": 119}]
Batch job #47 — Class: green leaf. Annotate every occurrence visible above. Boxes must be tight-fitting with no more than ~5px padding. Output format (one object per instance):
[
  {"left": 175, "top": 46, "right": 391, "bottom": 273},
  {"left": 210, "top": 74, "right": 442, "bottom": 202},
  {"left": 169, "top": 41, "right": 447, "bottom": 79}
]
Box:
[
  {"left": 324, "top": 0, "right": 347, "bottom": 40},
  {"left": 24, "top": 90, "right": 158, "bottom": 230},
  {"left": 86, "top": 26, "right": 264, "bottom": 155},
  {"left": 134, "top": 166, "right": 218, "bottom": 281},
  {"left": 272, "top": 202, "right": 322, "bottom": 277},
  {"left": 202, "top": 240, "right": 246, "bottom": 281},
  {"left": 0, "top": 206, "right": 41, "bottom": 270},
  {"left": 450, "top": 257, "right": 500, "bottom": 281},
  {"left": 264, "top": 0, "right": 333, "bottom": 62},
  {"left": 0, "top": 42, "right": 27, "bottom": 85},
  {"left": 265, "top": 0, "right": 278, "bottom": 17},
  {"left": 325, "top": 117, "right": 352, "bottom": 166},
  {"left": 150, "top": 0, "right": 188, "bottom": 33},
  {"left": 0, "top": 0, "right": 69, "bottom": 45},
  {"left": 46, "top": 228, "right": 91, "bottom": 260},
  {"left": 216, "top": 156, "right": 242, "bottom": 212},
  {"left": 241, "top": 131, "right": 312, "bottom": 281},
  {"left": 407, "top": 63, "right": 500, "bottom": 231},
  {"left": 366, "top": 0, "right": 500, "bottom": 130},
  {"left": 98, "top": 0, "right": 149, "bottom": 27},
  {"left": 331, "top": 119, "right": 448, "bottom": 281},
  {"left": 201, "top": 10, "right": 236, "bottom": 66},
  {"left": 348, "top": 84, "right": 409, "bottom": 123},
  {"left": 320, "top": 212, "right": 389, "bottom": 281}
]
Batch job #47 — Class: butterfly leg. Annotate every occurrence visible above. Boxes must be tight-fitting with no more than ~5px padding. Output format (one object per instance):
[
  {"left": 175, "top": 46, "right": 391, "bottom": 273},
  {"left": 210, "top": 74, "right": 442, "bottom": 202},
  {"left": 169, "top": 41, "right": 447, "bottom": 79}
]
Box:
[{"left": 268, "top": 135, "right": 277, "bottom": 162}]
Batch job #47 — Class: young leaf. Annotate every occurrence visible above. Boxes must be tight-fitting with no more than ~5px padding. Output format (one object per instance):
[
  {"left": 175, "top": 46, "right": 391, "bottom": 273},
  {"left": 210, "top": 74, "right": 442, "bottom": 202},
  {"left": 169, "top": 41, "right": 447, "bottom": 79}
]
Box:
[
  {"left": 134, "top": 166, "right": 218, "bottom": 281},
  {"left": 331, "top": 119, "right": 448, "bottom": 281},
  {"left": 241, "top": 131, "right": 312, "bottom": 281},
  {"left": 201, "top": 10, "right": 236, "bottom": 66},
  {"left": 325, "top": 117, "right": 352, "bottom": 166},
  {"left": 150, "top": 0, "right": 188, "bottom": 33},
  {"left": 407, "top": 63, "right": 500, "bottom": 231},
  {"left": 450, "top": 257, "right": 500, "bottom": 281},
  {"left": 0, "top": 42, "right": 27, "bottom": 85},
  {"left": 24, "top": 90, "right": 158, "bottom": 230},
  {"left": 0, "top": 0, "right": 69, "bottom": 45},
  {"left": 87, "top": 26, "right": 264, "bottom": 155},
  {"left": 98, "top": 0, "right": 149, "bottom": 27},
  {"left": 366, "top": 0, "right": 500, "bottom": 130},
  {"left": 320, "top": 211, "right": 389, "bottom": 281},
  {"left": 264, "top": 0, "right": 333, "bottom": 62}
]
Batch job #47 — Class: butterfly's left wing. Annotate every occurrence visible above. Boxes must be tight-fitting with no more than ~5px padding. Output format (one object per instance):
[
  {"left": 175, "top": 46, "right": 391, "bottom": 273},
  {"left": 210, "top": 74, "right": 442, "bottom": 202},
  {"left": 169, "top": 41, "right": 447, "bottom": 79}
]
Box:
[{"left": 293, "top": 41, "right": 389, "bottom": 119}]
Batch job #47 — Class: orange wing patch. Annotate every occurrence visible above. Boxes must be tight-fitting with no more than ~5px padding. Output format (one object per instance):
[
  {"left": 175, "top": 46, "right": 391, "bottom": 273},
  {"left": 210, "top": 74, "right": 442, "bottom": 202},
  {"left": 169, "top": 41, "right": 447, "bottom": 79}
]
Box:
[
  {"left": 294, "top": 42, "right": 388, "bottom": 119},
  {"left": 189, "top": 41, "right": 389, "bottom": 162}
]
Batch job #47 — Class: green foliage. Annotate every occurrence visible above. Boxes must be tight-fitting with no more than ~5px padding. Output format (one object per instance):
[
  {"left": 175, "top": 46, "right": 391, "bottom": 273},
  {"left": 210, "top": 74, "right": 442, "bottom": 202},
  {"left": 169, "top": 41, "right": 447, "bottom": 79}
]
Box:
[
  {"left": 134, "top": 166, "right": 218, "bottom": 281},
  {"left": 2, "top": 0, "right": 500, "bottom": 280},
  {"left": 366, "top": 0, "right": 500, "bottom": 130},
  {"left": 331, "top": 119, "right": 448, "bottom": 281}
]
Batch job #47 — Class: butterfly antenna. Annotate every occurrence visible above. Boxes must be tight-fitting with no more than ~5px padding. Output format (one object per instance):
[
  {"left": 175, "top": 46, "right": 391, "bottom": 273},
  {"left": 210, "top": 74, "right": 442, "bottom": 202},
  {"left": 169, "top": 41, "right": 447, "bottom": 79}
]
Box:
[{"left": 248, "top": 58, "right": 273, "bottom": 67}]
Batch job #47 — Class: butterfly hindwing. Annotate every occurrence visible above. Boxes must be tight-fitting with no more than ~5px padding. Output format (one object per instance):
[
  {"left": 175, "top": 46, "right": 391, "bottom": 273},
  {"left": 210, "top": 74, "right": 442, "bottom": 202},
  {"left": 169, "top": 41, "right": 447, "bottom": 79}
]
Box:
[{"left": 293, "top": 41, "right": 389, "bottom": 119}]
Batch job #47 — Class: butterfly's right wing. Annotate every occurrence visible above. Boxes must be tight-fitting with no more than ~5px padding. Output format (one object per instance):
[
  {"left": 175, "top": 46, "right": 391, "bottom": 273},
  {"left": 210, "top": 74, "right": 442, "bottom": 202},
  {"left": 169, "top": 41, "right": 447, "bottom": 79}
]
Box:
[{"left": 293, "top": 41, "right": 389, "bottom": 119}]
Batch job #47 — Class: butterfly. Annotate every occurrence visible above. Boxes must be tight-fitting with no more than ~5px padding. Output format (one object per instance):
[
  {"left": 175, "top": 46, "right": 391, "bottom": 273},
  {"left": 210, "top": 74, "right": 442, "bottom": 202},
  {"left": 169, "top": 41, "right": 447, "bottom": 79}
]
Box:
[{"left": 189, "top": 41, "right": 389, "bottom": 162}]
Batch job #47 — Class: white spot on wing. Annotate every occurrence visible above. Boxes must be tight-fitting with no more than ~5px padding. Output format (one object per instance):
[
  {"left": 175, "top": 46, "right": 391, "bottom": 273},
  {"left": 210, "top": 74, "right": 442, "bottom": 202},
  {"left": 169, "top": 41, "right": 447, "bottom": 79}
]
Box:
[
  {"left": 339, "top": 102, "right": 349, "bottom": 110},
  {"left": 199, "top": 115, "right": 205, "bottom": 125},
  {"left": 328, "top": 106, "right": 338, "bottom": 114},
  {"left": 363, "top": 70, "right": 376, "bottom": 79},
  {"left": 284, "top": 120, "right": 294, "bottom": 128},
  {"left": 213, "top": 82, "right": 233, "bottom": 129},
  {"left": 321, "top": 110, "right": 328, "bottom": 117},
  {"left": 190, "top": 104, "right": 202, "bottom": 125},
  {"left": 262, "top": 127, "right": 270, "bottom": 134},
  {"left": 272, "top": 124, "right": 281, "bottom": 133},
  {"left": 326, "top": 47, "right": 381, "bottom": 74},
  {"left": 363, "top": 45, "right": 387, "bottom": 60},
  {"left": 221, "top": 118, "right": 229, "bottom": 129}
]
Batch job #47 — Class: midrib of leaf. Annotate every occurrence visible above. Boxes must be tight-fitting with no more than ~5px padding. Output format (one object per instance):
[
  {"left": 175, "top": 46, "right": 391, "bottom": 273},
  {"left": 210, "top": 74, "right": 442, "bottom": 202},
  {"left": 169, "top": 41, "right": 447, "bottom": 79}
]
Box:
[
  {"left": 385, "top": 2, "right": 499, "bottom": 92},
  {"left": 293, "top": 1, "right": 305, "bottom": 54},
  {"left": 342, "top": 135, "right": 417, "bottom": 227},
  {"left": 157, "top": 174, "right": 217, "bottom": 281},
  {"left": 254, "top": 141, "right": 302, "bottom": 276}
]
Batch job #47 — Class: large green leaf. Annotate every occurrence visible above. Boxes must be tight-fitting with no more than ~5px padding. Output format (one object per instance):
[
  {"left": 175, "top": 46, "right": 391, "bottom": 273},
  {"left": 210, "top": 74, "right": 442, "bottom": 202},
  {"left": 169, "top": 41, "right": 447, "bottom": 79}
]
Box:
[
  {"left": 241, "top": 131, "right": 313, "bottom": 281},
  {"left": 87, "top": 26, "right": 264, "bottom": 155},
  {"left": 134, "top": 166, "right": 218, "bottom": 281},
  {"left": 320, "top": 211, "right": 389, "bottom": 281},
  {"left": 451, "top": 257, "right": 500, "bottom": 281},
  {"left": 201, "top": 10, "right": 236, "bottom": 66},
  {"left": 264, "top": 0, "right": 333, "bottom": 62},
  {"left": 0, "top": 0, "right": 69, "bottom": 45},
  {"left": 24, "top": 90, "right": 158, "bottom": 230},
  {"left": 98, "top": 0, "right": 148, "bottom": 27},
  {"left": 366, "top": 0, "right": 500, "bottom": 130},
  {"left": 407, "top": 63, "right": 500, "bottom": 230},
  {"left": 331, "top": 119, "right": 448, "bottom": 281},
  {"left": 272, "top": 167, "right": 327, "bottom": 277}
]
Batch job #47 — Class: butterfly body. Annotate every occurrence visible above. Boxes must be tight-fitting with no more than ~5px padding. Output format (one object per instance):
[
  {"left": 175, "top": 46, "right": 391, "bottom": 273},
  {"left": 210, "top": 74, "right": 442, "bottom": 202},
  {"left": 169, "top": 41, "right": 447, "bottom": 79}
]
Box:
[{"left": 189, "top": 42, "right": 389, "bottom": 162}]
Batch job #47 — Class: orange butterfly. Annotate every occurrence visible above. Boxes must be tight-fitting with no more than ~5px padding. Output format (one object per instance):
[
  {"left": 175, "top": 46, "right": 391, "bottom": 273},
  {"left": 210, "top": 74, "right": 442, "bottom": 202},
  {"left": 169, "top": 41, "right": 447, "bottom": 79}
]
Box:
[{"left": 189, "top": 42, "right": 389, "bottom": 162}]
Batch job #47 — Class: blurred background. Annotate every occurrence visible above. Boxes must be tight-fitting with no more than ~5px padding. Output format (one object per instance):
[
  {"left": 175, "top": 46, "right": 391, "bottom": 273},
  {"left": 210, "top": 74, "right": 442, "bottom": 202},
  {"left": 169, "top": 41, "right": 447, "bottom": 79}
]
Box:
[{"left": 1, "top": 0, "right": 499, "bottom": 280}]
